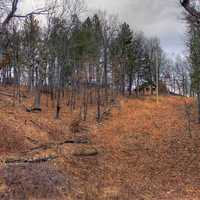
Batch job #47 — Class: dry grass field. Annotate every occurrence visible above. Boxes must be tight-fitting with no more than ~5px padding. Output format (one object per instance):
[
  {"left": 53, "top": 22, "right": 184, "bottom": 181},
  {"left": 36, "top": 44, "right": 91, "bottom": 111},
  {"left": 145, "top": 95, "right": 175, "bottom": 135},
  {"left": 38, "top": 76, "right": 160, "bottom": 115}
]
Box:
[{"left": 0, "top": 87, "right": 200, "bottom": 200}]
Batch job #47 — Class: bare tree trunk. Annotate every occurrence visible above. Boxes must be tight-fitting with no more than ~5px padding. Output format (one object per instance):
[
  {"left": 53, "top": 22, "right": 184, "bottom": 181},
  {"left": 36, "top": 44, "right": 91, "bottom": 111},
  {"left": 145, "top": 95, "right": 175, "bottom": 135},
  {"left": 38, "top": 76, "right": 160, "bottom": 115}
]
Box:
[
  {"left": 55, "top": 88, "right": 61, "bottom": 119},
  {"left": 54, "top": 59, "right": 62, "bottom": 119},
  {"left": 96, "top": 64, "right": 101, "bottom": 122},
  {"left": 83, "top": 84, "right": 88, "bottom": 121},
  {"left": 128, "top": 74, "right": 133, "bottom": 96},
  {"left": 34, "top": 89, "right": 41, "bottom": 109},
  {"left": 97, "top": 85, "right": 101, "bottom": 121},
  {"left": 197, "top": 91, "right": 200, "bottom": 124},
  {"left": 33, "top": 66, "right": 41, "bottom": 110},
  {"left": 104, "top": 46, "right": 108, "bottom": 103}
]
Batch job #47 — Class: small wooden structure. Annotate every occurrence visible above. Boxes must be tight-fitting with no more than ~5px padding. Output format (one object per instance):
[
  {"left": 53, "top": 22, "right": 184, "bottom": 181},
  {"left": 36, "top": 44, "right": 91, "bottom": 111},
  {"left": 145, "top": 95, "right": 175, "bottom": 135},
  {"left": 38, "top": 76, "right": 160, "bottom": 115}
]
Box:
[
  {"left": 135, "top": 82, "right": 156, "bottom": 96},
  {"left": 135, "top": 81, "right": 168, "bottom": 96}
]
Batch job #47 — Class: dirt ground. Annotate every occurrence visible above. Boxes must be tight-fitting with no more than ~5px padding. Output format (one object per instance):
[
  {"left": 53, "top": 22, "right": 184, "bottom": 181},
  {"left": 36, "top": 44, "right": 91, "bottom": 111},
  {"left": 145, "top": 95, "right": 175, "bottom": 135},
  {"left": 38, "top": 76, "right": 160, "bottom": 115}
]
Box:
[{"left": 0, "top": 86, "right": 200, "bottom": 200}]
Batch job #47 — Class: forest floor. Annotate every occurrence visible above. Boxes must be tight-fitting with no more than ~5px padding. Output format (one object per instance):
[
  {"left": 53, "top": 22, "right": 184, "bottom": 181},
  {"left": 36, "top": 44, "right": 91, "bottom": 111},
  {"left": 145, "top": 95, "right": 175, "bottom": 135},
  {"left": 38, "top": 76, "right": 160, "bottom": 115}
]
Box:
[{"left": 0, "top": 86, "right": 200, "bottom": 200}]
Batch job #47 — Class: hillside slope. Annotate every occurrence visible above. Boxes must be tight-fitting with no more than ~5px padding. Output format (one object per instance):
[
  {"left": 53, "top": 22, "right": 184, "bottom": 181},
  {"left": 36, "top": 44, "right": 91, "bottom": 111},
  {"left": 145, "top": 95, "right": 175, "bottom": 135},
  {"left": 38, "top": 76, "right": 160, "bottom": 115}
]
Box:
[{"left": 0, "top": 88, "right": 200, "bottom": 200}]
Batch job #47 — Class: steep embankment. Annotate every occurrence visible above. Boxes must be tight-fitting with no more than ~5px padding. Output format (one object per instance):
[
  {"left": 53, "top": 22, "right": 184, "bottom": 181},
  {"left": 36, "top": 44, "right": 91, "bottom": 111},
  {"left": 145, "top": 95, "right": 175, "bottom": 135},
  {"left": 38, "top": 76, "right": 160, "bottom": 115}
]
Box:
[
  {"left": 0, "top": 88, "right": 200, "bottom": 200},
  {"left": 91, "top": 96, "right": 200, "bottom": 200}
]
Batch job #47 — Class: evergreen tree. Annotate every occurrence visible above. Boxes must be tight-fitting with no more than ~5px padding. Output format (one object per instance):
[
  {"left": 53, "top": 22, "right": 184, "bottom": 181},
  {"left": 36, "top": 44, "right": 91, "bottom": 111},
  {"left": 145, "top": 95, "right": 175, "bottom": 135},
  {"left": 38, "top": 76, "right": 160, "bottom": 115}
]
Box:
[{"left": 116, "top": 22, "right": 133, "bottom": 95}]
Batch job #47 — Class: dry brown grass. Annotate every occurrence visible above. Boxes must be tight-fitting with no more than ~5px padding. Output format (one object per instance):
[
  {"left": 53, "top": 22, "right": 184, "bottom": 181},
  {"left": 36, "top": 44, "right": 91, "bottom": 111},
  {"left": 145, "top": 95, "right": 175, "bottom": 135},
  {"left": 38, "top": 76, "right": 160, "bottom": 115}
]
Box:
[
  {"left": 0, "top": 86, "right": 200, "bottom": 199},
  {"left": 0, "top": 121, "right": 27, "bottom": 153}
]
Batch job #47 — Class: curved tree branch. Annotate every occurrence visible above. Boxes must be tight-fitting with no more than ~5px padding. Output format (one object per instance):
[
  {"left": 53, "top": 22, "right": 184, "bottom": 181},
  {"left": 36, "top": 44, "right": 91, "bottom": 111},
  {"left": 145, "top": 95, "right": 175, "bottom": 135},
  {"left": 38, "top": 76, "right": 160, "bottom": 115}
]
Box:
[
  {"left": 2, "top": 0, "right": 19, "bottom": 29},
  {"left": 1, "top": 0, "right": 53, "bottom": 33},
  {"left": 13, "top": 7, "right": 52, "bottom": 19},
  {"left": 180, "top": 0, "right": 200, "bottom": 19}
]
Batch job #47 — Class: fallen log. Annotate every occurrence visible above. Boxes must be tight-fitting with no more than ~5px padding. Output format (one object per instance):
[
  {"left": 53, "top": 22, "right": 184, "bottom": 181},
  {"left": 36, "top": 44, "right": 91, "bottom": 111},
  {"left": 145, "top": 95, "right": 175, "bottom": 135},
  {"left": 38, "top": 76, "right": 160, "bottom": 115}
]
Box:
[
  {"left": 73, "top": 147, "right": 98, "bottom": 157},
  {"left": 26, "top": 138, "right": 90, "bottom": 154},
  {"left": 5, "top": 155, "right": 58, "bottom": 165},
  {"left": 29, "top": 143, "right": 55, "bottom": 152},
  {"left": 26, "top": 136, "right": 40, "bottom": 145},
  {"left": 0, "top": 91, "right": 14, "bottom": 97},
  {"left": 26, "top": 108, "right": 42, "bottom": 113},
  {"left": 59, "top": 138, "right": 89, "bottom": 145}
]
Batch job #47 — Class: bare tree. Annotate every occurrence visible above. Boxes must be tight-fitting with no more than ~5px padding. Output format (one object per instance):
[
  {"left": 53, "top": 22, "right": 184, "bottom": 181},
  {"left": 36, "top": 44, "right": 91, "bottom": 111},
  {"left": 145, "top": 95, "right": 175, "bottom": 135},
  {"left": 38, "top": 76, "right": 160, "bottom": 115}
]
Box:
[
  {"left": 0, "top": 0, "right": 52, "bottom": 32},
  {"left": 98, "top": 11, "right": 118, "bottom": 102}
]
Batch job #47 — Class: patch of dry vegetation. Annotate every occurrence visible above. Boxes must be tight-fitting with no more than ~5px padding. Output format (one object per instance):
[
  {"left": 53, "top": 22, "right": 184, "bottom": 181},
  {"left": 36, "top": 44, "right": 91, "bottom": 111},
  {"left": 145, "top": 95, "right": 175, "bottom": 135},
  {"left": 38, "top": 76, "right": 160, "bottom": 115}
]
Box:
[
  {"left": 0, "top": 121, "right": 27, "bottom": 154},
  {"left": 0, "top": 163, "right": 69, "bottom": 200},
  {"left": 0, "top": 87, "right": 200, "bottom": 199}
]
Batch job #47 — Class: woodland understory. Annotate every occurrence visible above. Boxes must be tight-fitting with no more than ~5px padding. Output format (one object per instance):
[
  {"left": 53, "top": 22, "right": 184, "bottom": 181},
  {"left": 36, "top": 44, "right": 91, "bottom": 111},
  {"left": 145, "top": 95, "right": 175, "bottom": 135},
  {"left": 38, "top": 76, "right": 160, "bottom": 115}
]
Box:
[{"left": 0, "top": 0, "right": 200, "bottom": 200}]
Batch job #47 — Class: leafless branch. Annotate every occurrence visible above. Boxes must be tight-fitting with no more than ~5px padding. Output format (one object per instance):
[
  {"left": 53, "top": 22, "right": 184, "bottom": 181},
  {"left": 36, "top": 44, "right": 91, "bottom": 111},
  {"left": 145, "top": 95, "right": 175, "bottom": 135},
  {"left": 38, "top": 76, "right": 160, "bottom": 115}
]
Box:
[
  {"left": 2, "top": 0, "right": 19, "bottom": 29},
  {"left": 0, "top": 0, "right": 55, "bottom": 32},
  {"left": 180, "top": 0, "right": 200, "bottom": 19},
  {"left": 13, "top": 7, "right": 52, "bottom": 18}
]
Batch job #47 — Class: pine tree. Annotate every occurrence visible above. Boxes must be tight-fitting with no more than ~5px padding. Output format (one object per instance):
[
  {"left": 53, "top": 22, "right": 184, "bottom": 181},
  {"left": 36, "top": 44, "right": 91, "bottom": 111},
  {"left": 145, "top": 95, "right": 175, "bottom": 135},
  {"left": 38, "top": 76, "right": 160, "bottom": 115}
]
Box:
[{"left": 116, "top": 22, "right": 133, "bottom": 95}]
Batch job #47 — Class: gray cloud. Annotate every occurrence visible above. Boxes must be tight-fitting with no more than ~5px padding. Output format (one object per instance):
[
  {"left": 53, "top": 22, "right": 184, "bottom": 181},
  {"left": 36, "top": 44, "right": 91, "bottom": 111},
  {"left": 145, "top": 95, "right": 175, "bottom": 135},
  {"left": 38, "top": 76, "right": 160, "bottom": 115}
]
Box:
[{"left": 85, "top": 0, "right": 187, "bottom": 56}]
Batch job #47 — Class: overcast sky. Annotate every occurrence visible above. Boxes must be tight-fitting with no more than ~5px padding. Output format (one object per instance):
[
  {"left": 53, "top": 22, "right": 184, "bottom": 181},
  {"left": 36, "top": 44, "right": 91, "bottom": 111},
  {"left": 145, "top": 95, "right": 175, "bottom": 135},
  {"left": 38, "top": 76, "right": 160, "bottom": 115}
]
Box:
[{"left": 85, "top": 0, "right": 187, "bottom": 57}]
